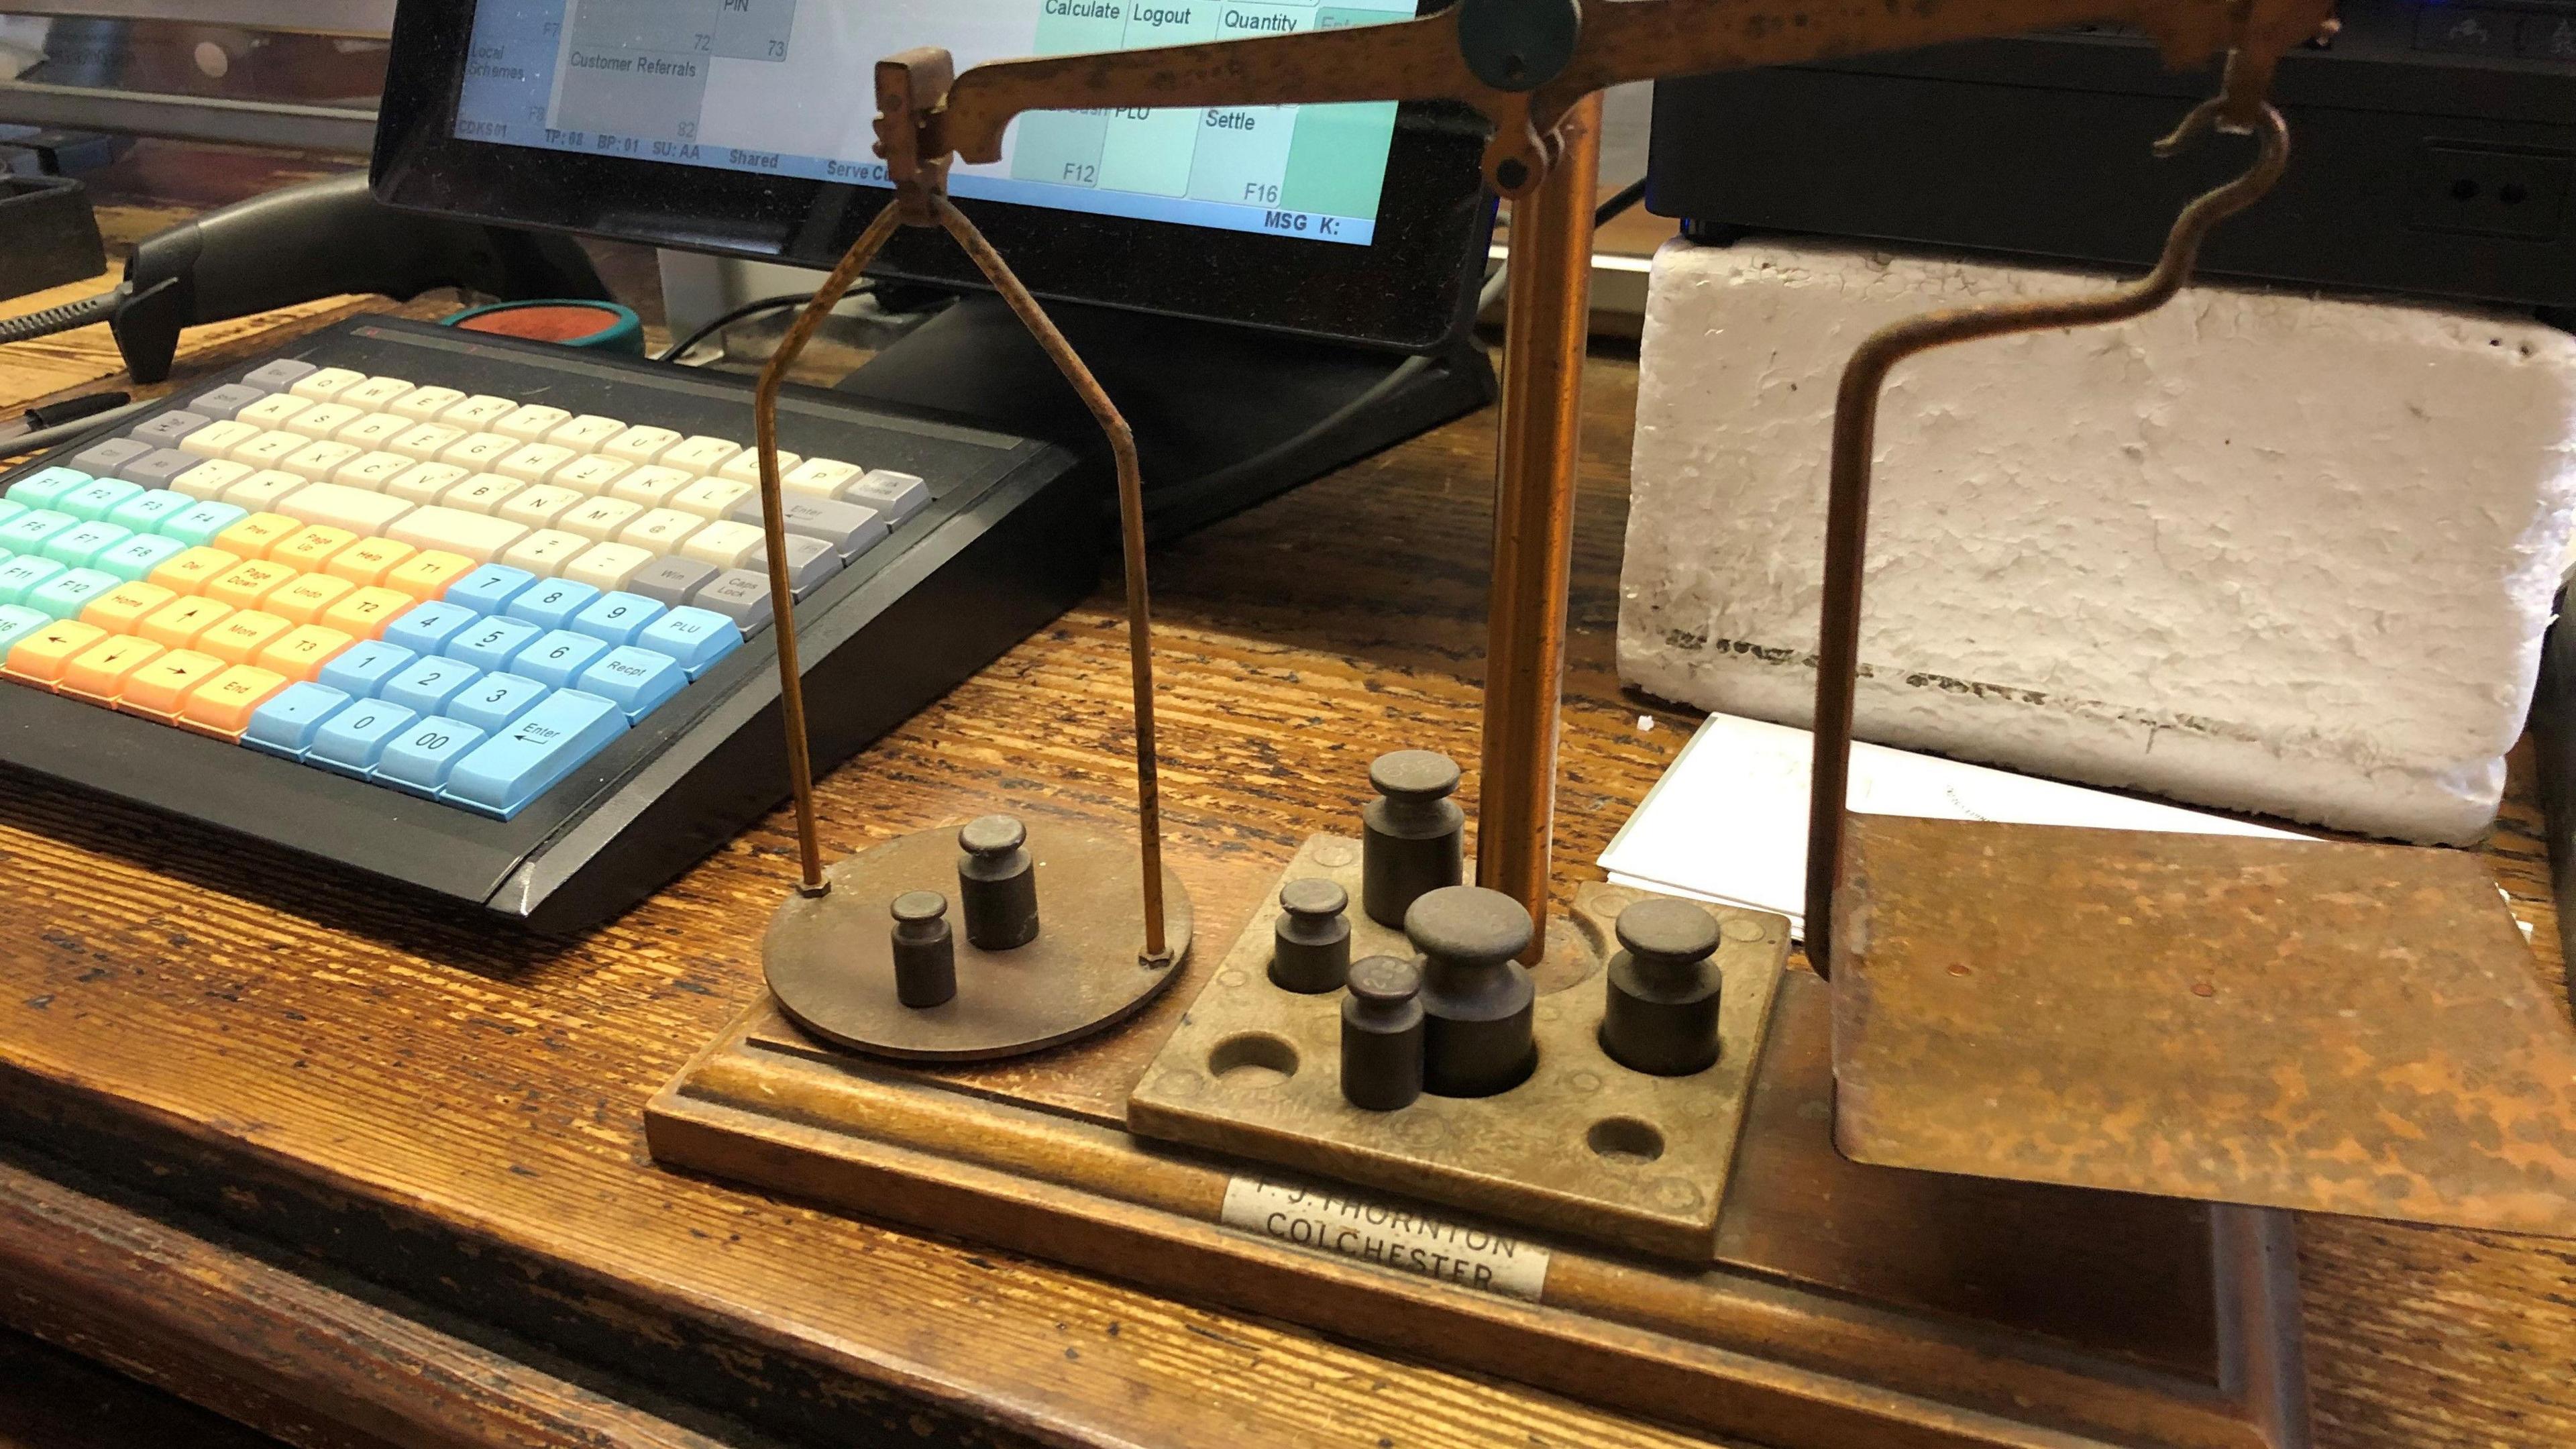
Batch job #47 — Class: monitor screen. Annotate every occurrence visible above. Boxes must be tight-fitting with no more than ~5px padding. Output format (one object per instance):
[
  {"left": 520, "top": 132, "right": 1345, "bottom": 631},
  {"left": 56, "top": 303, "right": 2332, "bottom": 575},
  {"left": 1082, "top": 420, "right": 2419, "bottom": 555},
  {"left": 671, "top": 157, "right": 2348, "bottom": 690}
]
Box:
[{"left": 451, "top": 0, "right": 1414, "bottom": 247}]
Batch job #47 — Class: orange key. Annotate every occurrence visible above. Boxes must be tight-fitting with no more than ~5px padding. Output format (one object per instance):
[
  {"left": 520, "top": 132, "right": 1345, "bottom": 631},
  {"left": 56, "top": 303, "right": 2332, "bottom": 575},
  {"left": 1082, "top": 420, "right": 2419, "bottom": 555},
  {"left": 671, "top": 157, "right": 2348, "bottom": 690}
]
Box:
[
  {"left": 137, "top": 595, "right": 234, "bottom": 650},
  {"left": 213, "top": 511, "right": 301, "bottom": 559},
  {"left": 197, "top": 609, "right": 293, "bottom": 666},
  {"left": 148, "top": 545, "right": 242, "bottom": 595},
  {"left": 177, "top": 663, "right": 287, "bottom": 739},
  {"left": 118, "top": 648, "right": 227, "bottom": 719},
  {"left": 271, "top": 525, "right": 358, "bottom": 572},
  {"left": 59, "top": 634, "right": 165, "bottom": 704},
  {"left": 3, "top": 619, "right": 107, "bottom": 686},
  {"left": 319, "top": 585, "right": 415, "bottom": 639},
  {"left": 323, "top": 535, "right": 415, "bottom": 586},
  {"left": 80, "top": 580, "right": 178, "bottom": 635},
  {"left": 266, "top": 572, "right": 356, "bottom": 626},
  {"left": 202, "top": 558, "right": 299, "bottom": 610},
  {"left": 382, "top": 549, "right": 476, "bottom": 600},
  {"left": 254, "top": 624, "right": 354, "bottom": 683}
]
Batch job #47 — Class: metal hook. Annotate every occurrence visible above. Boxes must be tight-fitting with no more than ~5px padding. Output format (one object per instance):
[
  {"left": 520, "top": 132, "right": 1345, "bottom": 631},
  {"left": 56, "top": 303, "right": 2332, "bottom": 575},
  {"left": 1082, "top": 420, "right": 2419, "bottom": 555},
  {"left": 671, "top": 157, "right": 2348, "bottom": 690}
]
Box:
[{"left": 1799, "top": 93, "right": 2292, "bottom": 977}]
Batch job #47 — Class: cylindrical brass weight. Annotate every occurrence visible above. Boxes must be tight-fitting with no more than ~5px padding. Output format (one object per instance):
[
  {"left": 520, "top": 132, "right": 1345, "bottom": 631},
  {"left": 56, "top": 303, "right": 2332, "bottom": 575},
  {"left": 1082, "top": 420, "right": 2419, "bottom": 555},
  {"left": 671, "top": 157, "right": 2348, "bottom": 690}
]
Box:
[
  {"left": 889, "top": 890, "right": 957, "bottom": 1008},
  {"left": 1340, "top": 955, "right": 1425, "bottom": 1112},
  {"left": 1406, "top": 885, "right": 1535, "bottom": 1097},
  {"left": 1270, "top": 877, "right": 1352, "bottom": 994},
  {"left": 1361, "top": 750, "right": 1464, "bottom": 928},
  {"left": 1600, "top": 898, "right": 1724, "bottom": 1075},
  {"left": 956, "top": 814, "right": 1039, "bottom": 951}
]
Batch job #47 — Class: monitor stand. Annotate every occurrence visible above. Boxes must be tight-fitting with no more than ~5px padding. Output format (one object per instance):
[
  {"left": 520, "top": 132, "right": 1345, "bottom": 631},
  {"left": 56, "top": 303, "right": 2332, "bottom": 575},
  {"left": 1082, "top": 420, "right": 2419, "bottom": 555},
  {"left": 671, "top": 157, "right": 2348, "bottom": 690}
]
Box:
[{"left": 834, "top": 292, "right": 1496, "bottom": 541}]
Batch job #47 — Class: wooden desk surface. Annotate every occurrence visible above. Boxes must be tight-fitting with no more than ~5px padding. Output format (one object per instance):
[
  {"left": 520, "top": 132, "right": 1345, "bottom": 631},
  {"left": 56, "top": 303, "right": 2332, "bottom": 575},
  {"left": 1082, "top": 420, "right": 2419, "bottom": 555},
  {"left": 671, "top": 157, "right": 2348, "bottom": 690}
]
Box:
[{"left": 1, "top": 152, "right": 2571, "bottom": 1449}]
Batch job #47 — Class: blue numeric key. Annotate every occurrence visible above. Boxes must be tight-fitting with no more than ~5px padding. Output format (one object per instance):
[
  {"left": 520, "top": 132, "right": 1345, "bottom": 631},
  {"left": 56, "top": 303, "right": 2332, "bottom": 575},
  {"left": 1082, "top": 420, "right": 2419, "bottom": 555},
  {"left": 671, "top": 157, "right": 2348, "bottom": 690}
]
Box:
[
  {"left": 634, "top": 606, "right": 742, "bottom": 676},
  {"left": 505, "top": 578, "right": 600, "bottom": 631},
  {"left": 447, "top": 672, "right": 549, "bottom": 733},
  {"left": 58, "top": 476, "right": 144, "bottom": 521},
  {"left": 307, "top": 701, "right": 420, "bottom": 778},
  {"left": 577, "top": 646, "right": 686, "bottom": 721},
  {"left": 570, "top": 590, "right": 665, "bottom": 645},
  {"left": 514, "top": 629, "right": 609, "bottom": 688},
  {"left": 0, "top": 509, "right": 78, "bottom": 553},
  {"left": 38, "top": 520, "right": 130, "bottom": 568},
  {"left": 375, "top": 716, "right": 490, "bottom": 797},
  {"left": 25, "top": 568, "right": 117, "bottom": 619},
  {"left": 441, "top": 689, "right": 627, "bottom": 818},
  {"left": 159, "top": 500, "right": 250, "bottom": 547},
  {"left": 382, "top": 600, "right": 482, "bottom": 657},
  {"left": 0, "top": 556, "right": 66, "bottom": 606},
  {"left": 106, "top": 488, "right": 197, "bottom": 535},
  {"left": 318, "top": 639, "right": 417, "bottom": 698},
  {"left": 244, "top": 683, "right": 352, "bottom": 759},
  {"left": 7, "top": 468, "right": 90, "bottom": 509},
  {"left": 380, "top": 655, "right": 482, "bottom": 716},
  {"left": 92, "top": 534, "right": 190, "bottom": 582},
  {"left": 449, "top": 615, "right": 543, "bottom": 674},
  {"left": 0, "top": 603, "right": 50, "bottom": 651},
  {"left": 443, "top": 564, "right": 538, "bottom": 616}
]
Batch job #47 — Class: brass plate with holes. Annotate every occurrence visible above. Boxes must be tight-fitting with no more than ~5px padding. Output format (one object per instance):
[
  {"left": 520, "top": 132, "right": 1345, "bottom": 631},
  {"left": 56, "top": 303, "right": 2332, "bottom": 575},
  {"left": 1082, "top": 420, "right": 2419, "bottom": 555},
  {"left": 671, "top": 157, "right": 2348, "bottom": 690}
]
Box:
[
  {"left": 766, "top": 823, "right": 1191, "bottom": 1063},
  {"left": 1124, "top": 834, "right": 1787, "bottom": 1260},
  {"left": 1834, "top": 814, "right": 2576, "bottom": 1235}
]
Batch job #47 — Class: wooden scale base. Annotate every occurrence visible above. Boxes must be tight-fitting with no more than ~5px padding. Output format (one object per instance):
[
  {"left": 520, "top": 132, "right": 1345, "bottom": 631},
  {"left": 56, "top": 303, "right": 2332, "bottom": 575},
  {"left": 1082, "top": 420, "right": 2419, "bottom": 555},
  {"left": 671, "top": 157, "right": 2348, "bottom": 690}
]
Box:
[{"left": 649, "top": 833, "right": 2307, "bottom": 1449}]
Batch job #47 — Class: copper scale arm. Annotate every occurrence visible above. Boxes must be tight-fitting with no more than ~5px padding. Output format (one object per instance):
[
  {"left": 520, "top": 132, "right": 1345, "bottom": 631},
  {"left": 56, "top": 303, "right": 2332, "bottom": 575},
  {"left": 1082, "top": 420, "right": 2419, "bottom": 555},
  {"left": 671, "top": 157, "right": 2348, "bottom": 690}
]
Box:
[{"left": 754, "top": 0, "right": 2334, "bottom": 971}]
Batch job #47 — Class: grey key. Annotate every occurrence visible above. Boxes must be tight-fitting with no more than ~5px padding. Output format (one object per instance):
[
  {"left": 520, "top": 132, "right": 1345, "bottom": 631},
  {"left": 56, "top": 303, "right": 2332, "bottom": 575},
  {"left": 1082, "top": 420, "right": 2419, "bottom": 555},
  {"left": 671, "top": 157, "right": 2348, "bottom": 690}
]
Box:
[
  {"left": 244, "top": 358, "right": 318, "bottom": 389},
  {"left": 188, "top": 384, "right": 270, "bottom": 419},
  {"left": 751, "top": 534, "right": 844, "bottom": 598},
  {"left": 69, "top": 437, "right": 150, "bottom": 476},
  {"left": 128, "top": 410, "right": 207, "bottom": 447},
  {"left": 844, "top": 469, "right": 928, "bottom": 527},
  {"left": 627, "top": 555, "right": 719, "bottom": 608},
  {"left": 119, "top": 447, "right": 201, "bottom": 487},
  {"left": 725, "top": 492, "right": 888, "bottom": 561},
  {"left": 694, "top": 569, "right": 773, "bottom": 635}
]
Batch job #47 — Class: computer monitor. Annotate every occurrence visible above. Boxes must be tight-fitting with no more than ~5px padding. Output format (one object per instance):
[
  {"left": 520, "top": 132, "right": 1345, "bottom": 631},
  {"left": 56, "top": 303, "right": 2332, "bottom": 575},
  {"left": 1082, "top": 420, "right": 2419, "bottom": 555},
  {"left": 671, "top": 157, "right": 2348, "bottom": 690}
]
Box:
[{"left": 372, "top": 0, "right": 1494, "bottom": 352}]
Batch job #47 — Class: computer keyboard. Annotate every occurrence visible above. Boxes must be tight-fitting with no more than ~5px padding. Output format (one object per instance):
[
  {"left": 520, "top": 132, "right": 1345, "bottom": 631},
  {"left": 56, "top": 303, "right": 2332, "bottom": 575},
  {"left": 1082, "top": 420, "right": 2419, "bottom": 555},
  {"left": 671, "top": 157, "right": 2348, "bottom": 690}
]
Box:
[{"left": 0, "top": 316, "right": 1092, "bottom": 931}]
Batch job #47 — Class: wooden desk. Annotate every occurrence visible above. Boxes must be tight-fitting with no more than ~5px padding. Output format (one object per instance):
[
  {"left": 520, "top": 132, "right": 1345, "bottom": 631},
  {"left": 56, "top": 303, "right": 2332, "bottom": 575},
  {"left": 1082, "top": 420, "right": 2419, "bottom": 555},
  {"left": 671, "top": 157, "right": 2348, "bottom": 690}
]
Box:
[{"left": 1, "top": 159, "right": 2571, "bottom": 1449}]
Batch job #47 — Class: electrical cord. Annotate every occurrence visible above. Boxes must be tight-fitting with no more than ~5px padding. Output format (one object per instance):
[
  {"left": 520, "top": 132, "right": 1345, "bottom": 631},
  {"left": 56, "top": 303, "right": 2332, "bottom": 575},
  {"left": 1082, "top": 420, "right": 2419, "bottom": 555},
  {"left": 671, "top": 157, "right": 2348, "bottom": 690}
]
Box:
[
  {"left": 658, "top": 288, "right": 865, "bottom": 364},
  {"left": 0, "top": 285, "right": 127, "bottom": 346},
  {"left": 0, "top": 397, "right": 154, "bottom": 460}
]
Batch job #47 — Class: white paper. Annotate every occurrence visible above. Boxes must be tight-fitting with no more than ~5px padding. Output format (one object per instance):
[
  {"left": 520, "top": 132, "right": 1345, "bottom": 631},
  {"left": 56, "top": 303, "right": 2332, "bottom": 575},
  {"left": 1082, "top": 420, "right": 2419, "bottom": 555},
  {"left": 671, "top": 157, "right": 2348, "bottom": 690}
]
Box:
[{"left": 1597, "top": 712, "right": 2302, "bottom": 941}]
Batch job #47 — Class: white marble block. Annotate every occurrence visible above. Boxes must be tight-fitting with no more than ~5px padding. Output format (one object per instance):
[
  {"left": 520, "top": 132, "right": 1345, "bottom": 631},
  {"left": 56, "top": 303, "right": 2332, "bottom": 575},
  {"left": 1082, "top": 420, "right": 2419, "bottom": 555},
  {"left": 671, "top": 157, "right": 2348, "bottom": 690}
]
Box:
[{"left": 1619, "top": 237, "right": 2576, "bottom": 845}]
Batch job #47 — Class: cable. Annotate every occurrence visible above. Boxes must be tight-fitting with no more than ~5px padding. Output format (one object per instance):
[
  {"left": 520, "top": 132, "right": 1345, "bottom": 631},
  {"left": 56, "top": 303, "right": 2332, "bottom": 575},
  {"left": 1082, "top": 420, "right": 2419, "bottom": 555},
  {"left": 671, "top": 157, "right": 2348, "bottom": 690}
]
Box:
[
  {"left": 0, "top": 286, "right": 125, "bottom": 346},
  {"left": 1594, "top": 176, "right": 1648, "bottom": 228},
  {"left": 0, "top": 397, "right": 154, "bottom": 460},
  {"left": 657, "top": 290, "right": 840, "bottom": 364}
]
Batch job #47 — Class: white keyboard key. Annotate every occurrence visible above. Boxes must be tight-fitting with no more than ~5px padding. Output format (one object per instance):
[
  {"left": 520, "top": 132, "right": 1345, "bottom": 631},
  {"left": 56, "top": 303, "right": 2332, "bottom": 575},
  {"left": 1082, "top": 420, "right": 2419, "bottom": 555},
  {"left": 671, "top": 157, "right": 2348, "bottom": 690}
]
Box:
[
  {"left": 281, "top": 439, "right": 362, "bottom": 480},
  {"left": 493, "top": 404, "right": 573, "bottom": 441},
  {"left": 233, "top": 430, "right": 312, "bottom": 468},
  {"left": 783, "top": 456, "right": 863, "bottom": 499},
  {"left": 223, "top": 469, "right": 307, "bottom": 510},
  {"left": 545, "top": 414, "right": 627, "bottom": 451},
  {"left": 337, "top": 375, "right": 416, "bottom": 411},
  {"left": 672, "top": 476, "right": 753, "bottom": 519},
  {"left": 619, "top": 507, "right": 706, "bottom": 552},
  {"left": 171, "top": 458, "right": 252, "bottom": 500},
  {"left": 441, "top": 394, "right": 519, "bottom": 430},
  {"left": 559, "top": 495, "right": 643, "bottom": 541},
  {"left": 287, "top": 366, "right": 366, "bottom": 401},
  {"left": 495, "top": 443, "right": 579, "bottom": 486},
  {"left": 496, "top": 483, "right": 584, "bottom": 528},
  {"left": 385, "top": 462, "right": 471, "bottom": 504},
  {"left": 235, "top": 394, "right": 316, "bottom": 430},
  {"left": 717, "top": 447, "right": 796, "bottom": 485},
  {"left": 602, "top": 425, "right": 682, "bottom": 464},
  {"left": 180, "top": 419, "right": 262, "bottom": 459},
  {"left": 553, "top": 454, "right": 634, "bottom": 496},
  {"left": 281, "top": 481, "right": 414, "bottom": 535},
  {"left": 501, "top": 528, "right": 588, "bottom": 576},
  {"left": 660, "top": 435, "right": 742, "bottom": 474},
  {"left": 388, "top": 385, "right": 466, "bottom": 421},
  {"left": 561, "top": 541, "right": 655, "bottom": 592},
  {"left": 282, "top": 402, "right": 365, "bottom": 438},
  {"left": 845, "top": 470, "right": 928, "bottom": 525},
  {"left": 388, "top": 422, "right": 466, "bottom": 460},
  {"left": 443, "top": 474, "right": 529, "bottom": 515},
  {"left": 679, "top": 519, "right": 763, "bottom": 569},
  {"left": 437, "top": 432, "right": 519, "bottom": 471},
  {"left": 330, "top": 450, "right": 417, "bottom": 490},
  {"left": 388, "top": 505, "right": 529, "bottom": 564},
  {"left": 333, "top": 412, "right": 414, "bottom": 449}
]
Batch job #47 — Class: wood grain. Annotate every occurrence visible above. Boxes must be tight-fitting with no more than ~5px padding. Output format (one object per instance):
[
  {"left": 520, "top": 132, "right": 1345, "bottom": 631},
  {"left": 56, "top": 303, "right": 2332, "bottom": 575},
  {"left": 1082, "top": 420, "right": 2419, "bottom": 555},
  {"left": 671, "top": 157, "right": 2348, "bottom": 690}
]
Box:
[{"left": 0, "top": 156, "right": 2567, "bottom": 1448}]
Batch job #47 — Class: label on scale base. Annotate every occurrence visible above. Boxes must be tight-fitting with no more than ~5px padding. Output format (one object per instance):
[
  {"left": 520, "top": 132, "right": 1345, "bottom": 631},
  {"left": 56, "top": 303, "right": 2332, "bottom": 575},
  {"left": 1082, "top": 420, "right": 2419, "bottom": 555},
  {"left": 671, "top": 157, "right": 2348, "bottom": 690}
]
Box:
[{"left": 1219, "top": 1177, "right": 1551, "bottom": 1303}]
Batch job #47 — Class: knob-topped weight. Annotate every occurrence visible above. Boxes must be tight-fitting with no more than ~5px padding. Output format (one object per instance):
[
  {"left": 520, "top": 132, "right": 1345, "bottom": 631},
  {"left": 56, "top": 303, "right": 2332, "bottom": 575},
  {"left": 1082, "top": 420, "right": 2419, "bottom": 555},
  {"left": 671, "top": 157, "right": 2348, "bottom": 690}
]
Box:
[
  {"left": 959, "top": 814, "right": 1027, "bottom": 859},
  {"left": 1615, "top": 896, "right": 1721, "bottom": 967},
  {"left": 892, "top": 889, "right": 949, "bottom": 925},
  {"left": 1405, "top": 885, "right": 1534, "bottom": 967},
  {"left": 1347, "top": 953, "right": 1422, "bottom": 1008},
  {"left": 955, "top": 812, "right": 1039, "bottom": 951},
  {"left": 1270, "top": 875, "right": 1353, "bottom": 994},
  {"left": 1370, "top": 749, "right": 1461, "bottom": 802},
  {"left": 1405, "top": 885, "right": 1536, "bottom": 1097},
  {"left": 1601, "top": 897, "right": 1726, "bottom": 1077},
  {"left": 1280, "top": 876, "right": 1348, "bottom": 920}
]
